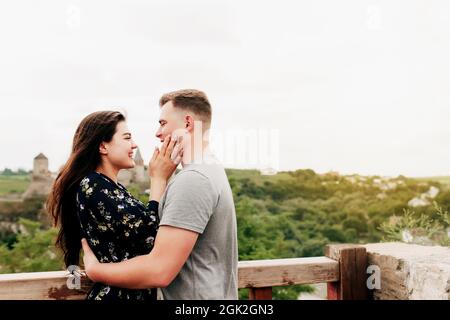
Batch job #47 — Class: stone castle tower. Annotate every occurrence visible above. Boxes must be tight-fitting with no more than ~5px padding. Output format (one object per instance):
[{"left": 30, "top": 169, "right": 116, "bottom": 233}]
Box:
[
  {"left": 23, "top": 153, "right": 54, "bottom": 199},
  {"left": 133, "top": 148, "right": 146, "bottom": 184},
  {"left": 117, "top": 147, "right": 148, "bottom": 186},
  {"left": 33, "top": 153, "right": 50, "bottom": 177}
]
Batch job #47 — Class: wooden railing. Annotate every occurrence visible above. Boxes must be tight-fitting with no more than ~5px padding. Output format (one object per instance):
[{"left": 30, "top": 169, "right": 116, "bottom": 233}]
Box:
[{"left": 0, "top": 244, "right": 368, "bottom": 300}]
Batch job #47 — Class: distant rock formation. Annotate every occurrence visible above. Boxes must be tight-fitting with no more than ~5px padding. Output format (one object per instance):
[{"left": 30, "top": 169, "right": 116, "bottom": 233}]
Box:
[{"left": 408, "top": 186, "right": 440, "bottom": 207}]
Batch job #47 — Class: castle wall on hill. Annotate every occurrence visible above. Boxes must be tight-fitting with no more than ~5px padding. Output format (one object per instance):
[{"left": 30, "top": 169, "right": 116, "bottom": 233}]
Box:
[{"left": 21, "top": 151, "right": 149, "bottom": 198}]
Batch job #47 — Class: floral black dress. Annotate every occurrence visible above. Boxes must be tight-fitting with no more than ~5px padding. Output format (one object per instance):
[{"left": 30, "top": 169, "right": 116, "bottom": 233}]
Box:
[{"left": 76, "top": 171, "right": 159, "bottom": 301}]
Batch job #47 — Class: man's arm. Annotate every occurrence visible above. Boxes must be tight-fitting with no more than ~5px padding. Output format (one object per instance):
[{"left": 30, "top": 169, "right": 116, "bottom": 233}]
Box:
[{"left": 83, "top": 225, "right": 198, "bottom": 289}]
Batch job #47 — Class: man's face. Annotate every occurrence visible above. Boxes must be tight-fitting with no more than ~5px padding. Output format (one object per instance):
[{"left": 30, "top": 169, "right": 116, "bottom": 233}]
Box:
[{"left": 155, "top": 101, "right": 186, "bottom": 142}]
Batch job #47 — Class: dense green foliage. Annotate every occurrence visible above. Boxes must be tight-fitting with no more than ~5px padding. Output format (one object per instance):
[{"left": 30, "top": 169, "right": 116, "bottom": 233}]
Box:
[
  {"left": 0, "top": 169, "right": 449, "bottom": 299},
  {"left": 0, "top": 219, "right": 63, "bottom": 273}
]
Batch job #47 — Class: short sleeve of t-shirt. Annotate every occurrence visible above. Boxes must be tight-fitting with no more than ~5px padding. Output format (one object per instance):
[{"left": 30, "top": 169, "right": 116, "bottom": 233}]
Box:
[{"left": 159, "top": 170, "right": 218, "bottom": 234}]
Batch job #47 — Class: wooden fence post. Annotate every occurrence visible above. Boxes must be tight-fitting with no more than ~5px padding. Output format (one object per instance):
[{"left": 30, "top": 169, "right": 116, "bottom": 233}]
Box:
[
  {"left": 325, "top": 244, "right": 368, "bottom": 300},
  {"left": 248, "top": 287, "right": 273, "bottom": 300}
]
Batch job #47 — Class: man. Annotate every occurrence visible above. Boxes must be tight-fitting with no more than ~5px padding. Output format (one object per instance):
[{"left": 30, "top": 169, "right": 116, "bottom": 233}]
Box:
[{"left": 82, "top": 89, "right": 238, "bottom": 299}]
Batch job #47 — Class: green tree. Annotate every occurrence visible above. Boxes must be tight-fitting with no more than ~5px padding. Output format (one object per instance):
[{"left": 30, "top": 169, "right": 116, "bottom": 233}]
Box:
[
  {"left": 0, "top": 219, "right": 64, "bottom": 274},
  {"left": 1, "top": 168, "right": 13, "bottom": 176}
]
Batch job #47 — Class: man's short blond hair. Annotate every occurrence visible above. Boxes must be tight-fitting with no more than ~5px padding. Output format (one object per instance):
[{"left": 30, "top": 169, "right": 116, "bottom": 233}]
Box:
[{"left": 159, "top": 89, "right": 212, "bottom": 125}]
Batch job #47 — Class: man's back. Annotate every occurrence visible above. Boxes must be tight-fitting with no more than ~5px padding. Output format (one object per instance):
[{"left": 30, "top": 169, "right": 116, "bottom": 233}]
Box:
[{"left": 158, "top": 156, "right": 238, "bottom": 299}]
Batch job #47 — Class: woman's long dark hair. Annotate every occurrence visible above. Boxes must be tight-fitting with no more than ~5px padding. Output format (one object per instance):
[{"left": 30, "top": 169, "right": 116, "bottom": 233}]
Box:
[{"left": 47, "top": 111, "right": 125, "bottom": 267}]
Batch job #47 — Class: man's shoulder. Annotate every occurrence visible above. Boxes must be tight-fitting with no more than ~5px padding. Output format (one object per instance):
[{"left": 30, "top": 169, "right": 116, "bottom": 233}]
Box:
[
  {"left": 169, "top": 168, "right": 212, "bottom": 192},
  {"left": 165, "top": 165, "right": 227, "bottom": 199},
  {"left": 180, "top": 163, "right": 225, "bottom": 179},
  {"left": 177, "top": 167, "right": 210, "bottom": 180}
]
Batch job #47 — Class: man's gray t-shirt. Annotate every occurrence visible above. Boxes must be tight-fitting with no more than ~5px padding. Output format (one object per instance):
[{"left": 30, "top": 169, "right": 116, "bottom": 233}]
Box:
[{"left": 158, "top": 157, "right": 238, "bottom": 300}]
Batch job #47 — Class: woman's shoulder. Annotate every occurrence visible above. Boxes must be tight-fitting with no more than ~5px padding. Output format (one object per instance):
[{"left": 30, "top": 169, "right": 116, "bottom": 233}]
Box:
[
  {"left": 78, "top": 172, "right": 112, "bottom": 195},
  {"left": 79, "top": 172, "right": 100, "bottom": 186},
  {"left": 82, "top": 171, "right": 116, "bottom": 184}
]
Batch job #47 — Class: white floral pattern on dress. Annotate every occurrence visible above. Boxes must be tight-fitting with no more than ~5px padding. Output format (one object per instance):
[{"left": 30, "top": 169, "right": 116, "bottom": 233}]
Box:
[{"left": 76, "top": 171, "right": 159, "bottom": 301}]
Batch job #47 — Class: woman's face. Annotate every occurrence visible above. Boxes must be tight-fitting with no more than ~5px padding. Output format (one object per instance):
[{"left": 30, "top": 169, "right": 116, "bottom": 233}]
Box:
[{"left": 101, "top": 121, "right": 138, "bottom": 170}]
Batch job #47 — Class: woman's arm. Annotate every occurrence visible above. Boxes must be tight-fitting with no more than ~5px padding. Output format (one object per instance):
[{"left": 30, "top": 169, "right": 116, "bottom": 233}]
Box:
[{"left": 149, "top": 178, "right": 167, "bottom": 202}]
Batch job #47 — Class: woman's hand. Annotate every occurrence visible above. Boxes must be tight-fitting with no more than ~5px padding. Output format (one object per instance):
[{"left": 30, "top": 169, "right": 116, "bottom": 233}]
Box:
[{"left": 148, "top": 135, "right": 183, "bottom": 201}]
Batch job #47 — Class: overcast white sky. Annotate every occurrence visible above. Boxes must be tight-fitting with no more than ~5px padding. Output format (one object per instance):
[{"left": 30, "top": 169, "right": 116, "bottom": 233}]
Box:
[{"left": 0, "top": 0, "right": 449, "bottom": 177}]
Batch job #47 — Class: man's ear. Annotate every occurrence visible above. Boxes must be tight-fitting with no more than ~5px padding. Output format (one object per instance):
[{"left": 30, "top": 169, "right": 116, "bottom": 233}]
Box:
[
  {"left": 184, "top": 115, "right": 194, "bottom": 132},
  {"left": 99, "top": 142, "right": 108, "bottom": 155}
]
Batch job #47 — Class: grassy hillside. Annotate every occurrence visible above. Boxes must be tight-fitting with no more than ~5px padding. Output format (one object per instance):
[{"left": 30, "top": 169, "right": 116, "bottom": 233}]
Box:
[{"left": 0, "top": 175, "right": 30, "bottom": 196}]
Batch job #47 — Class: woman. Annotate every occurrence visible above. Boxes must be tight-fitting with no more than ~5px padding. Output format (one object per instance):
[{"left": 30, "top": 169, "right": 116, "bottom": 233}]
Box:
[{"left": 47, "top": 111, "right": 181, "bottom": 300}]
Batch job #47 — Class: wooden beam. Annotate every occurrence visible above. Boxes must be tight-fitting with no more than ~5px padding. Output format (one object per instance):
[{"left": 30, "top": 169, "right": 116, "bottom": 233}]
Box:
[
  {"left": 325, "top": 244, "right": 368, "bottom": 300},
  {"left": 238, "top": 257, "right": 339, "bottom": 288},
  {"left": 0, "top": 257, "right": 340, "bottom": 300},
  {"left": 0, "top": 271, "right": 92, "bottom": 300}
]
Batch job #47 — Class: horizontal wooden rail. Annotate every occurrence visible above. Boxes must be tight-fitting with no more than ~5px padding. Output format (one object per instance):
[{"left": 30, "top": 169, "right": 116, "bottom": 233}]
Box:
[
  {"left": 0, "top": 257, "right": 339, "bottom": 300},
  {"left": 0, "top": 244, "right": 368, "bottom": 300}
]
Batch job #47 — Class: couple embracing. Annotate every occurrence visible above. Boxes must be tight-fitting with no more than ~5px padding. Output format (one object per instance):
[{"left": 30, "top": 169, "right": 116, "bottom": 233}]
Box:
[{"left": 47, "top": 89, "right": 238, "bottom": 300}]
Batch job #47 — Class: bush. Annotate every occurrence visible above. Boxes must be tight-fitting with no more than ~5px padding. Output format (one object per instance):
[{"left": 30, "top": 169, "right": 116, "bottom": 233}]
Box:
[
  {"left": 379, "top": 203, "right": 450, "bottom": 246},
  {"left": 0, "top": 219, "right": 64, "bottom": 274}
]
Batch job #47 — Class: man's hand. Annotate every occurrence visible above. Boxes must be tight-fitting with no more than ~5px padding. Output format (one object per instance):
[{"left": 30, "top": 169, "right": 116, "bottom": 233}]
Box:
[{"left": 81, "top": 238, "right": 100, "bottom": 280}]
